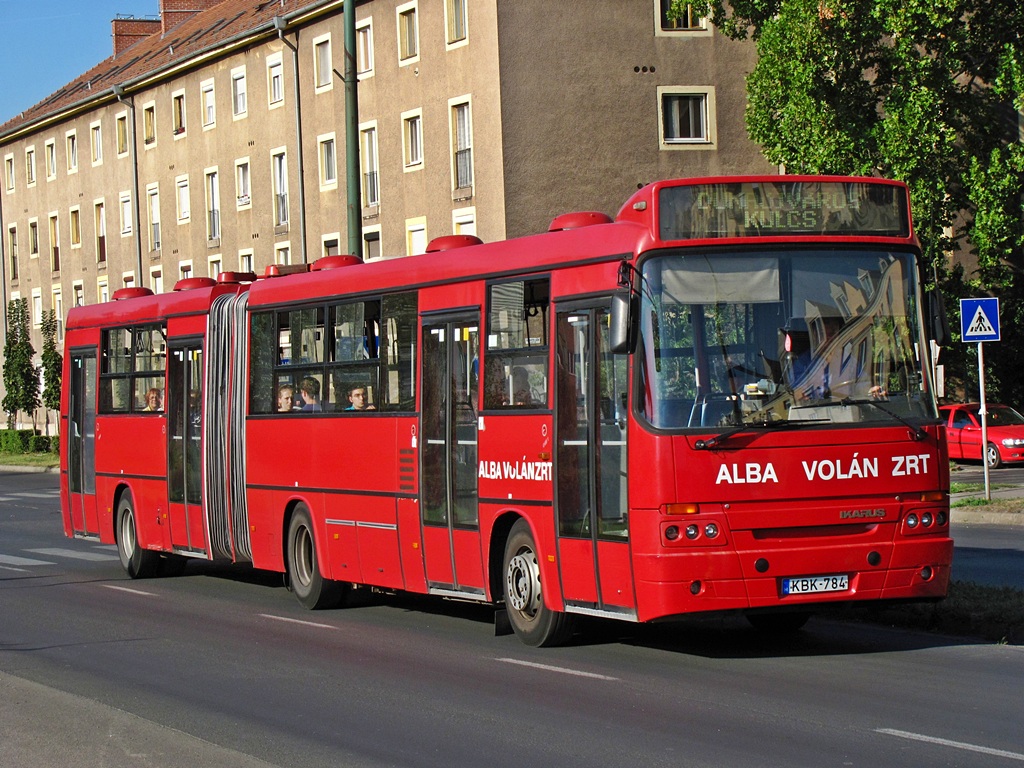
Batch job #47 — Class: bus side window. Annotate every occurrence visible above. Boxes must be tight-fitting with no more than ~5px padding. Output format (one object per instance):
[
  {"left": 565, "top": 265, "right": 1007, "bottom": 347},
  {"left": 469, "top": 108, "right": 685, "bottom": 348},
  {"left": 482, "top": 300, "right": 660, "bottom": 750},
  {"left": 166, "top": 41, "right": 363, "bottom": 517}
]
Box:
[{"left": 484, "top": 278, "right": 549, "bottom": 409}]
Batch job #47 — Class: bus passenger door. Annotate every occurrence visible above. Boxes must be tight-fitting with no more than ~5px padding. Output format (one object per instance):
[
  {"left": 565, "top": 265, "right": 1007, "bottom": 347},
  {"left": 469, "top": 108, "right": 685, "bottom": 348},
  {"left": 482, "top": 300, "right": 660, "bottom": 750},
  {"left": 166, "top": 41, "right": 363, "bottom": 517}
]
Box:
[
  {"left": 68, "top": 351, "right": 99, "bottom": 536},
  {"left": 420, "top": 316, "right": 484, "bottom": 595},
  {"left": 555, "top": 306, "right": 634, "bottom": 613},
  {"left": 167, "top": 342, "right": 207, "bottom": 555}
]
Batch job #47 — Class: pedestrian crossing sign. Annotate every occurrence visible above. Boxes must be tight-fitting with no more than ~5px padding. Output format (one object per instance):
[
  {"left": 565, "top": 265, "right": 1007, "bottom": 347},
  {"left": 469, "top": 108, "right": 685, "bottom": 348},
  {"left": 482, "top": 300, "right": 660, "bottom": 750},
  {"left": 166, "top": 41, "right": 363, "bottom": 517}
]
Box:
[{"left": 960, "top": 297, "right": 1000, "bottom": 342}]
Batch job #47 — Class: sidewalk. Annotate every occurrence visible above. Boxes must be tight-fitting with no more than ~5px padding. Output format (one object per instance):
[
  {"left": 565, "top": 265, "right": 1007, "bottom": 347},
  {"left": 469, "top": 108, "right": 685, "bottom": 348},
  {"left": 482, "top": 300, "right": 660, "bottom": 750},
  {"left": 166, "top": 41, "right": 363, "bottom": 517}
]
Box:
[{"left": 951, "top": 481, "right": 1024, "bottom": 526}]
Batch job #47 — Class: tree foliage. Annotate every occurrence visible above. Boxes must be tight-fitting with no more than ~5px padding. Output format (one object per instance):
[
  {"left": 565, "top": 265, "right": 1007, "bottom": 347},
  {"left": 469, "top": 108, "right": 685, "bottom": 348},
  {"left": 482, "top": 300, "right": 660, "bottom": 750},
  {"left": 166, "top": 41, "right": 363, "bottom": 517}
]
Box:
[
  {"left": 2, "top": 298, "right": 40, "bottom": 429},
  {"left": 40, "top": 309, "right": 63, "bottom": 420},
  {"left": 676, "top": 0, "right": 1024, "bottom": 403}
]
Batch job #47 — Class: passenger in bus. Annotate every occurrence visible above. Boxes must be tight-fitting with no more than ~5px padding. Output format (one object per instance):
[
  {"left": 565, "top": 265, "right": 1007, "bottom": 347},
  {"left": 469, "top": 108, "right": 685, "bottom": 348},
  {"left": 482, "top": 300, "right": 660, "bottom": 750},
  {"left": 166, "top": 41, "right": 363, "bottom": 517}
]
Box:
[
  {"left": 345, "top": 385, "right": 376, "bottom": 411},
  {"left": 298, "top": 377, "right": 323, "bottom": 412},
  {"left": 142, "top": 387, "right": 163, "bottom": 412},
  {"left": 511, "top": 367, "right": 534, "bottom": 406},
  {"left": 277, "top": 384, "right": 297, "bottom": 412}
]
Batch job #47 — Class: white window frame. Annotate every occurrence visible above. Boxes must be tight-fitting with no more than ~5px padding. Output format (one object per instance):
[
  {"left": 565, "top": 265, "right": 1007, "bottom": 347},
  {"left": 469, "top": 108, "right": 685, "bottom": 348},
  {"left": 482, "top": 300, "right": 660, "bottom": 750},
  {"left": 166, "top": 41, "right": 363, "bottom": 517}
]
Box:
[
  {"left": 25, "top": 146, "right": 36, "bottom": 187},
  {"left": 176, "top": 175, "right": 191, "bottom": 222},
  {"left": 449, "top": 96, "right": 473, "bottom": 191},
  {"left": 238, "top": 248, "right": 254, "bottom": 274},
  {"left": 72, "top": 281, "right": 85, "bottom": 308},
  {"left": 65, "top": 130, "right": 78, "bottom": 174},
  {"left": 658, "top": 86, "right": 717, "bottom": 150},
  {"left": 69, "top": 205, "right": 82, "bottom": 249},
  {"left": 94, "top": 200, "right": 106, "bottom": 264},
  {"left": 267, "top": 53, "right": 285, "bottom": 108},
  {"left": 313, "top": 34, "right": 333, "bottom": 92},
  {"left": 208, "top": 254, "right": 222, "bottom": 279},
  {"left": 31, "top": 288, "right": 43, "bottom": 327},
  {"left": 405, "top": 216, "right": 427, "bottom": 256},
  {"left": 235, "top": 157, "right": 251, "bottom": 209},
  {"left": 28, "top": 217, "right": 39, "bottom": 257},
  {"left": 146, "top": 183, "right": 161, "bottom": 252},
  {"left": 3, "top": 153, "right": 13, "bottom": 192},
  {"left": 274, "top": 241, "right": 291, "bottom": 266},
  {"left": 362, "top": 226, "right": 382, "bottom": 261},
  {"left": 205, "top": 167, "right": 221, "bottom": 242},
  {"left": 453, "top": 206, "right": 477, "bottom": 236},
  {"left": 318, "top": 133, "right": 338, "bottom": 190},
  {"left": 201, "top": 78, "right": 216, "bottom": 129},
  {"left": 115, "top": 113, "right": 129, "bottom": 157},
  {"left": 142, "top": 101, "right": 157, "bottom": 147},
  {"left": 150, "top": 267, "right": 164, "bottom": 294},
  {"left": 322, "top": 233, "right": 341, "bottom": 258},
  {"left": 272, "top": 148, "right": 289, "bottom": 227},
  {"left": 172, "top": 89, "right": 187, "bottom": 136},
  {"left": 356, "top": 18, "right": 374, "bottom": 80},
  {"left": 48, "top": 212, "right": 60, "bottom": 272},
  {"left": 178, "top": 259, "right": 194, "bottom": 281},
  {"left": 98, "top": 277, "right": 109, "bottom": 304},
  {"left": 120, "top": 191, "right": 133, "bottom": 236},
  {"left": 52, "top": 287, "right": 64, "bottom": 340},
  {"left": 44, "top": 139, "right": 57, "bottom": 180},
  {"left": 90, "top": 121, "right": 103, "bottom": 166},
  {"left": 359, "top": 121, "right": 380, "bottom": 207},
  {"left": 396, "top": 2, "right": 419, "bottom": 66},
  {"left": 401, "top": 108, "right": 423, "bottom": 171},
  {"left": 444, "top": 0, "right": 468, "bottom": 49},
  {"left": 654, "top": 0, "right": 711, "bottom": 37},
  {"left": 231, "top": 66, "right": 248, "bottom": 118}
]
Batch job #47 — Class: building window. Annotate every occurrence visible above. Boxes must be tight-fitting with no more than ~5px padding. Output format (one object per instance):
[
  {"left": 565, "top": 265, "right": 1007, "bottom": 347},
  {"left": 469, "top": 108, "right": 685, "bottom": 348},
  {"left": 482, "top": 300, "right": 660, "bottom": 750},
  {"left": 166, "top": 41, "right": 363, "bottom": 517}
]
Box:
[
  {"left": 453, "top": 207, "right": 476, "bottom": 236},
  {"left": 451, "top": 100, "right": 472, "bottom": 190},
  {"left": 3, "top": 154, "right": 13, "bottom": 192},
  {"left": 147, "top": 186, "right": 161, "bottom": 251},
  {"left": 275, "top": 242, "right": 291, "bottom": 265},
  {"left": 98, "top": 278, "right": 109, "bottom": 303},
  {"left": 176, "top": 176, "right": 190, "bottom": 221},
  {"left": 406, "top": 217, "right": 427, "bottom": 255},
  {"left": 116, "top": 113, "right": 129, "bottom": 155},
  {"left": 151, "top": 268, "right": 163, "bottom": 294},
  {"left": 356, "top": 19, "right": 374, "bottom": 78},
  {"left": 657, "top": 0, "right": 706, "bottom": 32},
  {"left": 25, "top": 147, "right": 36, "bottom": 186},
  {"left": 91, "top": 122, "right": 103, "bottom": 164},
  {"left": 402, "top": 110, "right": 423, "bottom": 170},
  {"left": 48, "top": 214, "right": 60, "bottom": 272},
  {"left": 172, "top": 91, "right": 187, "bottom": 135},
  {"left": 29, "top": 219, "right": 39, "bottom": 257},
  {"left": 445, "top": 0, "right": 467, "bottom": 45},
  {"left": 53, "top": 289, "right": 64, "bottom": 340},
  {"left": 314, "top": 36, "right": 332, "bottom": 90},
  {"left": 66, "top": 131, "right": 78, "bottom": 172},
  {"left": 397, "top": 3, "right": 419, "bottom": 63},
  {"left": 319, "top": 135, "right": 337, "bottom": 188},
  {"left": 70, "top": 207, "right": 82, "bottom": 248},
  {"left": 363, "top": 229, "right": 381, "bottom": 261},
  {"left": 323, "top": 236, "right": 341, "bottom": 258},
  {"left": 205, "top": 169, "right": 220, "bottom": 241},
  {"left": 658, "top": 87, "right": 716, "bottom": 149},
  {"left": 268, "top": 55, "right": 284, "bottom": 106},
  {"left": 231, "top": 67, "right": 247, "bottom": 117},
  {"left": 201, "top": 79, "right": 216, "bottom": 128},
  {"left": 235, "top": 158, "right": 251, "bottom": 208},
  {"left": 360, "top": 124, "right": 379, "bottom": 206},
  {"left": 7, "top": 225, "right": 17, "bottom": 281},
  {"left": 45, "top": 139, "right": 56, "bottom": 179},
  {"left": 32, "top": 289, "right": 43, "bottom": 327},
  {"left": 273, "top": 150, "right": 289, "bottom": 227},
  {"left": 179, "top": 261, "right": 193, "bottom": 280},
  {"left": 208, "top": 255, "right": 222, "bottom": 279},
  {"left": 73, "top": 282, "right": 85, "bottom": 307},
  {"left": 239, "top": 249, "right": 254, "bottom": 274},
  {"left": 94, "top": 203, "right": 106, "bottom": 263},
  {"left": 143, "top": 103, "right": 156, "bottom": 145},
  {"left": 120, "top": 192, "right": 133, "bottom": 235}
]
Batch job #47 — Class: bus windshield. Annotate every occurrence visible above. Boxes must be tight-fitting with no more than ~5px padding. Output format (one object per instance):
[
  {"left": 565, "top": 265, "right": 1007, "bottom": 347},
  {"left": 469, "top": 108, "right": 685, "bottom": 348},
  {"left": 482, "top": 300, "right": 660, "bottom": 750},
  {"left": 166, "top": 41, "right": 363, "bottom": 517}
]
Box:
[{"left": 637, "top": 248, "right": 935, "bottom": 430}]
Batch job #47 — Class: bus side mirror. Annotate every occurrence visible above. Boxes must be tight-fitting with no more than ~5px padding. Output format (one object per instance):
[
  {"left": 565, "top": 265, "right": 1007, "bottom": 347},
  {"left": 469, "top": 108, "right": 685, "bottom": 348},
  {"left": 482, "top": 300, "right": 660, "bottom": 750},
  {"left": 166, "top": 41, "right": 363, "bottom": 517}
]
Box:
[
  {"left": 928, "top": 288, "right": 951, "bottom": 348},
  {"left": 609, "top": 291, "right": 637, "bottom": 354}
]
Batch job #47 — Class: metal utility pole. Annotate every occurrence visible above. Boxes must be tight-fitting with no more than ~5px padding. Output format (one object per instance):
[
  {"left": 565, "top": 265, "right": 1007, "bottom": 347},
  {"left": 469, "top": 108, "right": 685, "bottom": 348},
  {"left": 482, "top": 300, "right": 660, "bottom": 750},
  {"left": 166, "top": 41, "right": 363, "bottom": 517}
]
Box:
[{"left": 344, "top": 0, "right": 362, "bottom": 259}]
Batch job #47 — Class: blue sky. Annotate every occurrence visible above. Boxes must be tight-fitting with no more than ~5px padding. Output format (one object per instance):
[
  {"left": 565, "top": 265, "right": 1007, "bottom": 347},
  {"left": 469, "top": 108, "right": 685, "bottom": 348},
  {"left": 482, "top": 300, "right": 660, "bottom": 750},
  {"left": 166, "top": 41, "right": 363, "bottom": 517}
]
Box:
[{"left": 0, "top": 0, "right": 156, "bottom": 122}]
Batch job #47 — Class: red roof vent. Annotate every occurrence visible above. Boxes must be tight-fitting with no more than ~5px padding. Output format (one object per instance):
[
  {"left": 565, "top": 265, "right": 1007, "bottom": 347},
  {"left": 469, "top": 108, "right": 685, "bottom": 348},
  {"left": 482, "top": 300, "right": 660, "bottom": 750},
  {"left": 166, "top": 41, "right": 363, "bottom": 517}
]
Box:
[
  {"left": 263, "top": 263, "right": 311, "bottom": 278},
  {"left": 112, "top": 287, "right": 154, "bottom": 301},
  {"left": 173, "top": 277, "right": 217, "bottom": 291},
  {"left": 426, "top": 234, "right": 484, "bottom": 252},
  {"left": 548, "top": 211, "right": 613, "bottom": 232},
  {"left": 217, "top": 271, "right": 257, "bottom": 284},
  {"left": 312, "top": 255, "right": 363, "bottom": 271}
]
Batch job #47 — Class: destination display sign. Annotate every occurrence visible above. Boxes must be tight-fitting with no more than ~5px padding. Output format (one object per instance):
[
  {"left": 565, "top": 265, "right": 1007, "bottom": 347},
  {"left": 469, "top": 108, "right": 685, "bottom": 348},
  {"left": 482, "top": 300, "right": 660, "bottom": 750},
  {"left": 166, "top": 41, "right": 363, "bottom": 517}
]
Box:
[{"left": 658, "top": 180, "right": 911, "bottom": 240}]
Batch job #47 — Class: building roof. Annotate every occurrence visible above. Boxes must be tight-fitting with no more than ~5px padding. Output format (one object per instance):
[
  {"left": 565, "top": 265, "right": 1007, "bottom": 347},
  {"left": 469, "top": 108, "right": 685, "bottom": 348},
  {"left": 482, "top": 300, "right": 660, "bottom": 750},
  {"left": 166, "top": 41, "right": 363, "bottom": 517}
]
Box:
[{"left": 0, "top": 0, "right": 338, "bottom": 140}]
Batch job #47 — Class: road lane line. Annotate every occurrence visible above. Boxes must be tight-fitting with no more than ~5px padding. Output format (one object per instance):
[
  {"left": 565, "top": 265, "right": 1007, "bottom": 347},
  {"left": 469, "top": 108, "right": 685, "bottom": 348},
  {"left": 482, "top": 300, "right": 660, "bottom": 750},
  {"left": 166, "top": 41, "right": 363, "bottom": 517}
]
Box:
[
  {"left": 0, "top": 554, "right": 57, "bottom": 567},
  {"left": 495, "top": 658, "right": 618, "bottom": 681},
  {"left": 27, "top": 547, "right": 120, "bottom": 562},
  {"left": 877, "top": 728, "right": 1024, "bottom": 761},
  {"left": 260, "top": 614, "right": 337, "bottom": 630},
  {"left": 102, "top": 585, "right": 158, "bottom": 596}
]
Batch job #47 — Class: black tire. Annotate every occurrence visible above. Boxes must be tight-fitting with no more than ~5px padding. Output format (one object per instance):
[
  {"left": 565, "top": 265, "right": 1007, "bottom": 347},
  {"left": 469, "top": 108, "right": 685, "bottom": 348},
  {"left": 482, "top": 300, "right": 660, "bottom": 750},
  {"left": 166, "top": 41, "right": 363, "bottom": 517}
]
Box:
[
  {"left": 116, "top": 495, "right": 159, "bottom": 579},
  {"left": 286, "top": 505, "right": 346, "bottom": 610},
  {"left": 502, "top": 519, "right": 576, "bottom": 647},
  {"left": 746, "top": 611, "right": 812, "bottom": 633},
  {"left": 985, "top": 442, "right": 1002, "bottom": 470}
]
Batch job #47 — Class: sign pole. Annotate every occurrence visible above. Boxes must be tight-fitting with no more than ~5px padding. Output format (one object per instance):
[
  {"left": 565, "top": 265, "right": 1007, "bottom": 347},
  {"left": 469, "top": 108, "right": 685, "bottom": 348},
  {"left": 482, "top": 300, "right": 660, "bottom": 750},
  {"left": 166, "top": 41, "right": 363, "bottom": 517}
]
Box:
[{"left": 978, "top": 341, "right": 990, "bottom": 500}]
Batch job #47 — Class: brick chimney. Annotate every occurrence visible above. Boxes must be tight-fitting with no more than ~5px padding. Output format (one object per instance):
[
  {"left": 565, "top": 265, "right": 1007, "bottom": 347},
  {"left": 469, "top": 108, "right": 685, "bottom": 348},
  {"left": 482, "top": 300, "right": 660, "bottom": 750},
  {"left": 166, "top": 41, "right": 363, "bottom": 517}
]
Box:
[
  {"left": 160, "top": 0, "right": 230, "bottom": 35},
  {"left": 112, "top": 16, "right": 161, "bottom": 56}
]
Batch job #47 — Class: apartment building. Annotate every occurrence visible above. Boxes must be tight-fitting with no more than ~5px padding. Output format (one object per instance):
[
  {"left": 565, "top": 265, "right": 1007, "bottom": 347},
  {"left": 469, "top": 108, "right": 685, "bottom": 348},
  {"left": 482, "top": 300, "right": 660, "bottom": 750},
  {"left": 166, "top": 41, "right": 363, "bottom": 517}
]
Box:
[{"left": 0, "top": 0, "right": 771, "bottom": 409}]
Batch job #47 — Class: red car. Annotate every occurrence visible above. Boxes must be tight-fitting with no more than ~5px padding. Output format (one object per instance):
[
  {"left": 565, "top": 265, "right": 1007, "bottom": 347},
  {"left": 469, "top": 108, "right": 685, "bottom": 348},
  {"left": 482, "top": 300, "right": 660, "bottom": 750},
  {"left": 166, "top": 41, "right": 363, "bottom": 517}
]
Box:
[{"left": 940, "top": 403, "right": 1024, "bottom": 468}]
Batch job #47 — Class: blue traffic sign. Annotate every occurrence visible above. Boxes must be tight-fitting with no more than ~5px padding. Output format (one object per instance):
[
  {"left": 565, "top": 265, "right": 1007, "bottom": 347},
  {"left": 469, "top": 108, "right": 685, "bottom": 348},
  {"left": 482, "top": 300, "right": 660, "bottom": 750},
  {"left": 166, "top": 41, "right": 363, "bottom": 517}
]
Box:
[{"left": 960, "top": 297, "right": 1000, "bottom": 342}]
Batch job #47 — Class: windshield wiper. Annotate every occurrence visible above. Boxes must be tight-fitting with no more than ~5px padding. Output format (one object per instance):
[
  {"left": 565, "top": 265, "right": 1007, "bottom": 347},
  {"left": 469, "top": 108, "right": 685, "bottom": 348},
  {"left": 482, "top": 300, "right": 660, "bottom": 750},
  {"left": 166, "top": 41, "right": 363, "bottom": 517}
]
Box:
[
  {"left": 694, "top": 416, "right": 831, "bottom": 450},
  {"left": 837, "top": 397, "right": 927, "bottom": 441}
]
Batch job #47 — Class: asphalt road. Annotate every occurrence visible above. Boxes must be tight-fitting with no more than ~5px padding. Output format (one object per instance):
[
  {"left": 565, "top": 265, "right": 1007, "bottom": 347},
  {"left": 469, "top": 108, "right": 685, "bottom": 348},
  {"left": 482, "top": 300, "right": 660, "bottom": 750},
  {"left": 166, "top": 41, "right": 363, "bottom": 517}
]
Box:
[{"left": 2, "top": 469, "right": 1023, "bottom": 768}]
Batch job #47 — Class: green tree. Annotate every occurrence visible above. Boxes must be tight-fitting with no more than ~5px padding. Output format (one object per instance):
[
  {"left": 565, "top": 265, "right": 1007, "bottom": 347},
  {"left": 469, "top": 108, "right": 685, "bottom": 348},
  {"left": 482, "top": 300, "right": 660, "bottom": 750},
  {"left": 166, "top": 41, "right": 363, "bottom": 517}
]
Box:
[
  {"left": 2, "top": 298, "right": 40, "bottom": 430},
  {"left": 40, "top": 309, "right": 63, "bottom": 437},
  {"left": 678, "top": 0, "right": 1024, "bottom": 403}
]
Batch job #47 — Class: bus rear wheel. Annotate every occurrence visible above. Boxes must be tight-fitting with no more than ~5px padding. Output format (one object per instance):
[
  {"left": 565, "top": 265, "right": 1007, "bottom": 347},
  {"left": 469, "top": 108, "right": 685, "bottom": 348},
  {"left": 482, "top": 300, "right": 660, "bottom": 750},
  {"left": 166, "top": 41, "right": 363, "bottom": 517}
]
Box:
[
  {"left": 502, "top": 519, "right": 575, "bottom": 647},
  {"left": 116, "top": 495, "right": 159, "bottom": 579},
  {"left": 286, "top": 505, "right": 346, "bottom": 610}
]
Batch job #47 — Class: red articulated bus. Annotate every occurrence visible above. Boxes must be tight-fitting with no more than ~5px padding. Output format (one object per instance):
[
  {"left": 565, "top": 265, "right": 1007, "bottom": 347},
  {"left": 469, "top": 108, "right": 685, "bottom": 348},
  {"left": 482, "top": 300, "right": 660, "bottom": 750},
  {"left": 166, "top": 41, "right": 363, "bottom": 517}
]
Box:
[{"left": 60, "top": 176, "right": 953, "bottom": 646}]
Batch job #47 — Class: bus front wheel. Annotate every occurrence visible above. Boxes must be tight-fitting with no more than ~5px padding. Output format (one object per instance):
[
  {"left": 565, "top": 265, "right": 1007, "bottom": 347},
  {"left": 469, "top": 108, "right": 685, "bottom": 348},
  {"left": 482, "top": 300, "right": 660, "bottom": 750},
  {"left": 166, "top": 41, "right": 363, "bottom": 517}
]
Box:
[
  {"left": 502, "top": 519, "right": 575, "bottom": 647},
  {"left": 286, "top": 505, "right": 346, "bottom": 610},
  {"left": 116, "top": 495, "right": 159, "bottom": 579}
]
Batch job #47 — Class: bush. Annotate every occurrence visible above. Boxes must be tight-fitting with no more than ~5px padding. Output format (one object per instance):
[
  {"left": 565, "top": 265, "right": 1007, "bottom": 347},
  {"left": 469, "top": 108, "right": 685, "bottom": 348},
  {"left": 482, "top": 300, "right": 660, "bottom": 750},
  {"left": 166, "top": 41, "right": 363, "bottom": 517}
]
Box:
[
  {"left": 0, "top": 429, "right": 36, "bottom": 453},
  {"left": 28, "top": 435, "right": 52, "bottom": 453}
]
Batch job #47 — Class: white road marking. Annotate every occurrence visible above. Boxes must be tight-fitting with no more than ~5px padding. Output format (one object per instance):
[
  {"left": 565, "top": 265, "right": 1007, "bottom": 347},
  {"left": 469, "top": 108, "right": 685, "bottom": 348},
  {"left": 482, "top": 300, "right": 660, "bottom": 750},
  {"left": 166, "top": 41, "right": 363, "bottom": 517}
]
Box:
[
  {"left": 102, "top": 584, "right": 158, "bottom": 596},
  {"left": 260, "top": 614, "right": 338, "bottom": 630},
  {"left": 27, "top": 547, "right": 119, "bottom": 562},
  {"left": 877, "top": 728, "right": 1024, "bottom": 761},
  {"left": 495, "top": 657, "right": 618, "bottom": 681},
  {"left": 0, "top": 554, "right": 57, "bottom": 567}
]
